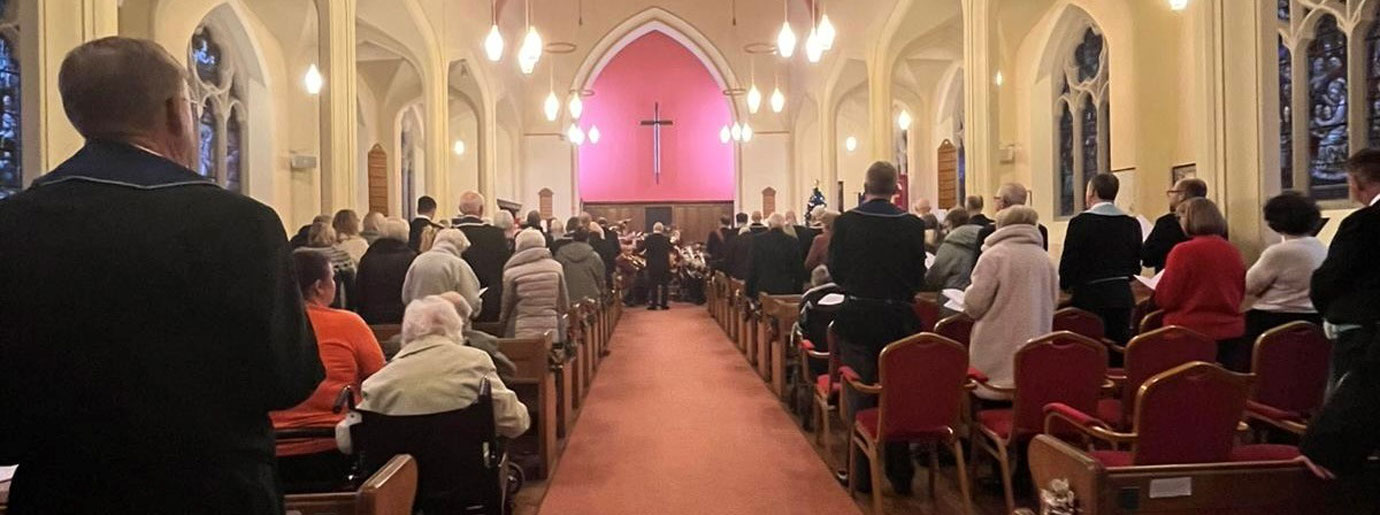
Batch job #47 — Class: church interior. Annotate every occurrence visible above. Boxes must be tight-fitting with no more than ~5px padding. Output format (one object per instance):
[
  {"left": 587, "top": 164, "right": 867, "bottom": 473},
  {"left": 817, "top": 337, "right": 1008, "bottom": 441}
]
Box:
[{"left": 3, "top": 0, "right": 1380, "bottom": 514}]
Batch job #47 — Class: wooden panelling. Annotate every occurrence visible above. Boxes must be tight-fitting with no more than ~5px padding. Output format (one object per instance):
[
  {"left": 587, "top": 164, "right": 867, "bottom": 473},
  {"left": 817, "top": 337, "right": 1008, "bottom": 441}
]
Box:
[
  {"left": 937, "top": 139, "right": 958, "bottom": 209},
  {"left": 583, "top": 201, "right": 733, "bottom": 245},
  {"left": 367, "top": 144, "right": 389, "bottom": 215}
]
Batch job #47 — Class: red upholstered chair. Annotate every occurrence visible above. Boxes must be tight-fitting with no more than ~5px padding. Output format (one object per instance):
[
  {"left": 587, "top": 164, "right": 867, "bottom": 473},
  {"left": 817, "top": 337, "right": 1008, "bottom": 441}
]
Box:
[
  {"left": 1046, "top": 361, "right": 1299, "bottom": 467},
  {"left": 801, "top": 323, "right": 845, "bottom": 468},
  {"left": 933, "top": 313, "right": 975, "bottom": 347},
  {"left": 1100, "top": 326, "right": 1216, "bottom": 430},
  {"left": 970, "top": 331, "right": 1107, "bottom": 513},
  {"left": 1138, "top": 309, "right": 1166, "bottom": 334},
  {"left": 1052, "top": 307, "right": 1121, "bottom": 351},
  {"left": 844, "top": 333, "right": 974, "bottom": 515},
  {"left": 913, "top": 296, "right": 942, "bottom": 332},
  {"left": 1246, "top": 321, "right": 1332, "bottom": 435}
]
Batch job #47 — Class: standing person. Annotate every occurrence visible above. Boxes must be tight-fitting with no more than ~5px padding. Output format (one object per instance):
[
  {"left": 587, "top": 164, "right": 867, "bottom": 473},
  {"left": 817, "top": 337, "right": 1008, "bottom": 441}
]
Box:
[
  {"left": 1143, "top": 178, "right": 1209, "bottom": 272},
  {"left": 746, "top": 213, "right": 805, "bottom": 299},
  {"left": 706, "top": 215, "right": 733, "bottom": 271},
  {"left": 727, "top": 212, "right": 768, "bottom": 280},
  {"left": 1243, "top": 192, "right": 1326, "bottom": 344},
  {"left": 360, "top": 211, "right": 387, "bottom": 244},
  {"left": 786, "top": 210, "right": 816, "bottom": 258},
  {"left": 925, "top": 208, "right": 979, "bottom": 291},
  {"left": 913, "top": 198, "right": 940, "bottom": 253},
  {"left": 1153, "top": 198, "right": 1247, "bottom": 370},
  {"left": 454, "top": 191, "right": 512, "bottom": 323},
  {"left": 827, "top": 161, "right": 929, "bottom": 492},
  {"left": 640, "top": 223, "right": 674, "bottom": 310},
  {"left": 401, "top": 229, "right": 484, "bottom": 315},
  {"left": 0, "top": 37, "right": 322, "bottom": 514},
  {"left": 1312, "top": 148, "right": 1380, "bottom": 389},
  {"left": 333, "top": 209, "right": 369, "bottom": 264},
  {"left": 975, "top": 183, "right": 1049, "bottom": 251},
  {"left": 803, "top": 210, "right": 839, "bottom": 272},
  {"left": 591, "top": 221, "right": 620, "bottom": 286},
  {"left": 355, "top": 218, "right": 418, "bottom": 324},
  {"left": 501, "top": 229, "right": 571, "bottom": 340},
  {"left": 523, "top": 210, "right": 554, "bottom": 247},
  {"left": 408, "top": 195, "right": 444, "bottom": 252},
  {"left": 1059, "top": 173, "right": 1143, "bottom": 345},
  {"left": 555, "top": 217, "right": 607, "bottom": 303},
  {"left": 966, "top": 195, "right": 992, "bottom": 226}
]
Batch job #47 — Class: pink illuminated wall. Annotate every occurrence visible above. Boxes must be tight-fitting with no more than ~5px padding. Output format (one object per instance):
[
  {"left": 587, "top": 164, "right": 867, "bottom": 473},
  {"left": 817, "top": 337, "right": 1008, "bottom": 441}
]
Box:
[{"left": 578, "top": 31, "right": 735, "bottom": 202}]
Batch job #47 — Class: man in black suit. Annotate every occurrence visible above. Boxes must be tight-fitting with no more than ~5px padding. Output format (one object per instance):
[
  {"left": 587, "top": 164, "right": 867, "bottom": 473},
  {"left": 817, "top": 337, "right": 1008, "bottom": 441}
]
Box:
[
  {"left": 746, "top": 213, "right": 805, "bottom": 299},
  {"left": 1301, "top": 148, "right": 1380, "bottom": 479},
  {"left": 592, "top": 218, "right": 620, "bottom": 285},
  {"left": 640, "top": 223, "right": 674, "bottom": 309},
  {"left": 454, "top": 191, "right": 512, "bottom": 322},
  {"left": 976, "top": 182, "right": 1049, "bottom": 252},
  {"left": 786, "top": 210, "right": 818, "bottom": 265},
  {"left": 965, "top": 195, "right": 993, "bottom": 227},
  {"left": 828, "top": 161, "right": 928, "bottom": 492},
  {"left": 0, "top": 37, "right": 323, "bottom": 514},
  {"left": 706, "top": 215, "right": 734, "bottom": 272},
  {"left": 1142, "top": 178, "right": 1208, "bottom": 271},
  {"left": 408, "top": 195, "right": 444, "bottom": 252},
  {"left": 1059, "top": 173, "right": 1143, "bottom": 345},
  {"left": 726, "top": 211, "right": 768, "bottom": 279}
]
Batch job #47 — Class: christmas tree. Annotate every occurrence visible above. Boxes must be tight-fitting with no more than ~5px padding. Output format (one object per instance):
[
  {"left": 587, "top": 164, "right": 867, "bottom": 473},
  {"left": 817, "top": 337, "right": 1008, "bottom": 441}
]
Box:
[{"left": 804, "top": 182, "right": 827, "bottom": 222}]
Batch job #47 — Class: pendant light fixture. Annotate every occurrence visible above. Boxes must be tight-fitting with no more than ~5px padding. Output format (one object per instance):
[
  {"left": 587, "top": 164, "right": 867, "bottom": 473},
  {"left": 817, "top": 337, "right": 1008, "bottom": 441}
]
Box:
[
  {"left": 897, "top": 110, "right": 912, "bottom": 131},
  {"left": 746, "top": 56, "right": 762, "bottom": 114},
  {"left": 517, "top": 0, "right": 542, "bottom": 75},
  {"left": 731, "top": 123, "right": 743, "bottom": 142},
  {"left": 770, "top": 67, "right": 785, "bottom": 113},
  {"left": 720, "top": 125, "right": 732, "bottom": 144},
  {"left": 1169, "top": 0, "right": 1188, "bottom": 11},
  {"left": 543, "top": 61, "right": 559, "bottom": 121},
  {"left": 741, "top": 123, "right": 754, "bottom": 142},
  {"left": 818, "top": 1, "right": 836, "bottom": 51},
  {"left": 588, "top": 125, "right": 600, "bottom": 144},
  {"left": 484, "top": 0, "right": 504, "bottom": 62},
  {"left": 453, "top": 140, "right": 466, "bottom": 155},
  {"left": 776, "top": 0, "right": 796, "bottom": 58},
  {"left": 303, "top": 64, "right": 323, "bottom": 95},
  {"left": 805, "top": 28, "right": 823, "bottom": 63},
  {"left": 567, "top": 123, "right": 585, "bottom": 146},
  {"left": 568, "top": 93, "right": 583, "bottom": 120}
]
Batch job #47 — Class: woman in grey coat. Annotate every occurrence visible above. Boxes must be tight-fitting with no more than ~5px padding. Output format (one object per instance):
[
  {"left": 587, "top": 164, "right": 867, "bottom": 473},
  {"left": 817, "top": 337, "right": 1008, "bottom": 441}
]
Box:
[
  {"left": 553, "top": 217, "right": 606, "bottom": 303},
  {"left": 501, "top": 229, "right": 570, "bottom": 342},
  {"left": 925, "top": 208, "right": 980, "bottom": 291}
]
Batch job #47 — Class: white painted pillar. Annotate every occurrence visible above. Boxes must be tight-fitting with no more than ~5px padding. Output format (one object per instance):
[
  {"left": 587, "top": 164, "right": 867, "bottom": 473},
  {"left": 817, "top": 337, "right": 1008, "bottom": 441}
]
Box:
[
  {"left": 962, "top": 0, "right": 995, "bottom": 202},
  {"left": 21, "top": 0, "right": 118, "bottom": 178},
  {"left": 316, "top": 0, "right": 358, "bottom": 212}
]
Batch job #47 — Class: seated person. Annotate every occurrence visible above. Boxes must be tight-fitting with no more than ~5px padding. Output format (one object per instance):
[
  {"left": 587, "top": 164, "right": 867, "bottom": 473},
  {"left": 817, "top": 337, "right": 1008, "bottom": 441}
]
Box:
[
  {"left": 438, "top": 291, "right": 519, "bottom": 380},
  {"left": 359, "top": 296, "right": 531, "bottom": 439},
  {"left": 271, "top": 250, "right": 386, "bottom": 490},
  {"left": 797, "top": 265, "right": 843, "bottom": 377}
]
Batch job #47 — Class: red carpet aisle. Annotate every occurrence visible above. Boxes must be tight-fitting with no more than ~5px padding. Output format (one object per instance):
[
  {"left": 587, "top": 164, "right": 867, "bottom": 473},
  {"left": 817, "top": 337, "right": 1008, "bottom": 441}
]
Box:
[{"left": 538, "top": 304, "right": 861, "bottom": 515}]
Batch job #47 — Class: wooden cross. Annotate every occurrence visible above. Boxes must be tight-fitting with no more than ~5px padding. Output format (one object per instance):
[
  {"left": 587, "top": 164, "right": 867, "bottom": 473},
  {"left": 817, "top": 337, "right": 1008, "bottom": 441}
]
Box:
[{"left": 639, "top": 102, "right": 674, "bottom": 184}]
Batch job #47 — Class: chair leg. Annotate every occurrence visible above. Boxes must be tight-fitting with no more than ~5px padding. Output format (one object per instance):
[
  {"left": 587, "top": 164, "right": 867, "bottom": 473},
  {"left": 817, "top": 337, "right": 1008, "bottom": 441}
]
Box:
[
  {"left": 821, "top": 405, "right": 834, "bottom": 467},
  {"left": 996, "top": 441, "right": 1016, "bottom": 514},
  {"left": 847, "top": 433, "right": 858, "bottom": 495},
  {"left": 928, "top": 442, "right": 940, "bottom": 499},
  {"left": 950, "top": 439, "right": 973, "bottom": 515},
  {"left": 869, "top": 441, "right": 884, "bottom": 515}
]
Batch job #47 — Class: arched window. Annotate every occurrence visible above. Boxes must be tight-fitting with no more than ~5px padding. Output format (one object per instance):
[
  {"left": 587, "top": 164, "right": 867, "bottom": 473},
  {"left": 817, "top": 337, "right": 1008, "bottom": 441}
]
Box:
[
  {"left": 1276, "top": 0, "right": 1375, "bottom": 201},
  {"left": 400, "top": 114, "right": 418, "bottom": 219},
  {"left": 0, "top": 0, "right": 21, "bottom": 200},
  {"left": 1055, "top": 26, "right": 1109, "bottom": 217},
  {"left": 187, "top": 25, "right": 246, "bottom": 193}
]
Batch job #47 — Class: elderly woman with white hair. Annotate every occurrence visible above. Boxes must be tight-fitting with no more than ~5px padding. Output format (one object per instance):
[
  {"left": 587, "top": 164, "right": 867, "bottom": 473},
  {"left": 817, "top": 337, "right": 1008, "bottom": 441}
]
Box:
[
  {"left": 356, "top": 218, "right": 419, "bottom": 324},
  {"left": 502, "top": 228, "right": 571, "bottom": 338},
  {"left": 746, "top": 212, "right": 805, "bottom": 299},
  {"left": 964, "top": 205, "right": 1059, "bottom": 401},
  {"left": 401, "top": 228, "right": 484, "bottom": 315},
  {"left": 358, "top": 296, "right": 530, "bottom": 438}
]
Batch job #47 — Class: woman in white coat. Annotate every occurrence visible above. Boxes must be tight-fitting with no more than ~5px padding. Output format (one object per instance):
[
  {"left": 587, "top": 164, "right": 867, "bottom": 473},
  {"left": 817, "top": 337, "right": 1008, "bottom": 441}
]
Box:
[
  {"left": 501, "top": 228, "right": 570, "bottom": 342},
  {"left": 964, "top": 206, "right": 1060, "bottom": 401}
]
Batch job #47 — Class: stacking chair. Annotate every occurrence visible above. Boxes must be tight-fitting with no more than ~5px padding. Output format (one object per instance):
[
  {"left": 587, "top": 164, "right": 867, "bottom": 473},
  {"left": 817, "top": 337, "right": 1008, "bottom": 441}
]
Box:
[
  {"left": 970, "top": 331, "right": 1107, "bottom": 513},
  {"left": 844, "top": 333, "right": 974, "bottom": 515},
  {"left": 802, "top": 323, "right": 845, "bottom": 468},
  {"left": 1138, "top": 309, "right": 1166, "bottom": 334},
  {"left": 1045, "top": 361, "right": 1298, "bottom": 467},
  {"left": 1052, "top": 307, "right": 1120, "bottom": 351},
  {"left": 1246, "top": 321, "right": 1331, "bottom": 435},
  {"left": 913, "top": 296, "right": 942, "bottom": 332},
  {"left": 1099, "top": 326, "right": 1216, "bottom": 430},
  {"left": 933, "top": 313, "right": 975, "bottom": 347}
]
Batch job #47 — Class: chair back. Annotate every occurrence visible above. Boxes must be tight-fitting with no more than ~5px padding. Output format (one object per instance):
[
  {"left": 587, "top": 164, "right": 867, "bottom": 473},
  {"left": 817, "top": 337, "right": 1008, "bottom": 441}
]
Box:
[
  {"left": 1252, "top": 321, "right": 1331, "bottom": 416},
  {"left": 933, "top": 313, "right": 975, "bottom": 347},
  {"left": 825, "top": 322, "right": 843, "bottom": 385},
  {"left": 876, "top": 333, "right": 969, "bottom": 441},
  {"left": 913, "top": 296, "right": 942, "bottom": 332},
  {"left": 1139, "top": 310, "right": 1166, "bottom": 334},
  {"left": 351, "top": 379, "right": 504, "bottom": 514},
  {"left": 1132, "top": 362, "right": 1253, "bottom": 465},
  {"left": 1052, "top": 308, "right": 1107, "bottom": 342},
  {"left": 1012, "top": 332, "right": 1108, "bottom": 438},
  {"left": 1120, "top": 326, "right": 1216, "bottom": 424}
]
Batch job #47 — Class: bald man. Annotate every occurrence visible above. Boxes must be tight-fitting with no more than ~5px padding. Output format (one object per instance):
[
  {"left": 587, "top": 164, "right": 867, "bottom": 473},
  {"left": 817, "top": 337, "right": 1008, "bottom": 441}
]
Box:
[
  {"left": 0, "top": 37, "right": 322, "bottom": 514},
  {"left": 454, "top": 191, "right": 511, "bottom": 321}
]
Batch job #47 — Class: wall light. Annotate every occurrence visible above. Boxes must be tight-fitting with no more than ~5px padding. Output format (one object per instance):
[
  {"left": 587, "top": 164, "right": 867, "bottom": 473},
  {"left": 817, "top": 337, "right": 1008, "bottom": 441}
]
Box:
[
  {"left": 303, "top": 64, "right": 323, "bottom": 95},
  {"left": 845, "top": 136, "right": 857, "bottom": 153},
  {"left": 453, "top": 140, "right": 466, "bottom": 155},
  {"left": 994, "top": 70, "right": 1004, "bottom": 87},
  {"left": 897, "top": 110, "right": 912, "bottom": 131},
  {"left": 1169, "top": 0, "right": 1188, "bottom": 11}
]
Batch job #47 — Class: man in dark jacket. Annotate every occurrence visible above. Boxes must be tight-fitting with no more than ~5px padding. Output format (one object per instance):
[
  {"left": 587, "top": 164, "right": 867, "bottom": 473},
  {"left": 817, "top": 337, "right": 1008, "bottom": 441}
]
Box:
[
  {"left": 356, "top": 218, "right": 418, "bottom": 324},
  {"left": 726, "top": 211, "right": 768, "bottom": 279},
  {"left": 591, "top": 221, "right": 620, "bottom": 285},
  {"left": 828, "top": 161, "right": 928, "bottom": 492},
  {"left": 975, "top": 183, "right": 1049, "bottom": 252},
  {"left": 408, "top": 195, "right": 444, "bottom": 252},
  {"left": 965, "top": 195, "right": 993, "bottom": 226},
  {"left": 786, "top": 210, "right": 819, "bottom": 265},
  {"left": 1059, "top": 173, "right": 1143, "bottom": 345},
  {"left": 706, "top": 214, "right": 732, "bottom": 270},
  {"left": 455, "top": 191, "right": 512, "bottom": 322},
  {"left": 640, "top": 223, "right": 674, "bottom": 309},
  {"left": 0, "top": 37, "right": 323, "bottom": 514},
  {"left": 747, "top": 213, "right": 805, "bottom": 299},
  {"left": 1142, "top": 178, "right": 1208, "bottom": 271}
]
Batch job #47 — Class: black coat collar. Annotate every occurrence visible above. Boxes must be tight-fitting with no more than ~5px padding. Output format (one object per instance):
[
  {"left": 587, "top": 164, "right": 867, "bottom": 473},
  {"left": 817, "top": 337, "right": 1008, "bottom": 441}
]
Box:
[{"left": 32, "top": 140, "right": 213, "bottom": 191}]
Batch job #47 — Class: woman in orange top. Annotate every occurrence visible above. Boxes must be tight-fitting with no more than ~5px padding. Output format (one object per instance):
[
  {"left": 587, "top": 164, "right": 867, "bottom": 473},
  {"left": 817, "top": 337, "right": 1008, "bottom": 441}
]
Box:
[{"left": 272, "top": 250, "right": 385, "bottom": 491}]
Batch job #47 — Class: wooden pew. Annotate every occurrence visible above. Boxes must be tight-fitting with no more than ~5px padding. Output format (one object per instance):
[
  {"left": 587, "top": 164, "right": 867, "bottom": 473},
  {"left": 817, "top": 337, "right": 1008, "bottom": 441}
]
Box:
[
  {"left": 284, "top": 454, "right": 419, "bottom": 515},
  {"left": 497, "top": 333, "right": 559, "bottom": 480},
  {"left": 554, "top": 313, "right": 577, "bottom": 439},
  {"left": 742, "top": 295, "right": 760, "bottom": 366},
  {"left": 727, "top": 278, "right": 745, "bottom": 347},
  {"left": 1027, "top": 435, "right": 1380, "bottom": 515},
  {"left": 759, "top": 294, "right": 803, "bottom": 398}
]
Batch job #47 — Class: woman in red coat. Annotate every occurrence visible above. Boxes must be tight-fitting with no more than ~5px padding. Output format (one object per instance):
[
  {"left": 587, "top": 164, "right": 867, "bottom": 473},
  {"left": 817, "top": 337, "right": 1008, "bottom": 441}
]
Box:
[{"left": 1154, "top": 198, "right": 1248, "bottom": 371}]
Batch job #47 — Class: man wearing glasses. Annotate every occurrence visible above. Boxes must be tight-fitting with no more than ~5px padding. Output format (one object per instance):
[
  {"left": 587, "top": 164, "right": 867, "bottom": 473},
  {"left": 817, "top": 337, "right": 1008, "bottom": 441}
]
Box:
[{"left": 1143, "top": 178, "right": 1209, "bottom": 272}]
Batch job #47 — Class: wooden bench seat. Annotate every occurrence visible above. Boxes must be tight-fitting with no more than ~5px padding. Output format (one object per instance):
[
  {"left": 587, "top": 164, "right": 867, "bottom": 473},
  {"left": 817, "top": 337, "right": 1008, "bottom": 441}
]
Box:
[
  {"left": 497, "top": 334, "right": 558, "bottom": 480},
  {"left": 759, "top": 294, "right": 803, "bottom": 398},
  {"left": 284, "top": 454, "right": 418, "bottom": 515}
]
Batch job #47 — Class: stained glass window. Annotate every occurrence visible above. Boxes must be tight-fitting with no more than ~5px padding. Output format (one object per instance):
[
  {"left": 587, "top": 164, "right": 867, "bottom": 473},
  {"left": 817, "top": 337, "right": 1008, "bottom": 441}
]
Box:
[
  {"left": 187, "top": 24, "right": 246, "bottom": 193},
  {"left": 1281, "top": 38, "right": 1294, "bottom": 190},
  {"left": 1307, "top": 15, "right": 1349, "bottom": 200},
  {"left": 0, "top": 32, "right": 19, "bottom": 200},
  {"left": 198, "top": 101, "right": 216, "bottom": 180},
  {"left": 1082, "top": 96, "right": 1099, "bottom": 183},
  {"left": 191, "top": 28, "right": 221, "bottom": 86},
  {"left": 226, "top": 109, "right": 242, "bottom": 193},
  {"left": 1279, "top": 0, "right": 1290, "bottom": 22},
  {"left": 1059, "top": 103, "right": 1075, "bottom": 216},
  {"left": 1075, "top": 29, "right": 1103, "bottom": 83},
  {"left": 1055, "top": 20, "right": 1108, "bottom": 217}
]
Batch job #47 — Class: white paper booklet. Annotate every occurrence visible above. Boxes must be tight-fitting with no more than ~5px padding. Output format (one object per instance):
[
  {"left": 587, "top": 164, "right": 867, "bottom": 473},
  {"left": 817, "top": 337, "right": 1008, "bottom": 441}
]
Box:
[
  {"left": 0, "top": 465, "right": 16, "bottom": 483},
  {"left": 925, "top": 252, "right": 937, "bottom": 269},
  {"left": 1135, "top": 271, "right": 1164, "bottom": 290},
  {"left": 941, "top": 288, "right": 966, "bottom": 312}
]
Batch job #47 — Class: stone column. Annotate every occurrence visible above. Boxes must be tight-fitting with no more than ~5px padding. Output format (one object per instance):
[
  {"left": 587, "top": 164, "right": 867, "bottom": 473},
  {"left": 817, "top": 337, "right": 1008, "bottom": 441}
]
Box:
[
  {"left": 316, "top": 0, "right": 358, "bottom": 212},
  {"left": 962, "top": 0, "right": 995, "bottom": 203},
  {"left": 21, "top": 0, "right": 119, "bottom": 177}
]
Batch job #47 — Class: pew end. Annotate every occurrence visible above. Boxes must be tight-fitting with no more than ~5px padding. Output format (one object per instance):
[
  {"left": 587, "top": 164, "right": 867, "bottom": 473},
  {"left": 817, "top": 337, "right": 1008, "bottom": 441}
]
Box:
[{"left": 284, "top": 453, "right": 418, "bottom": 515}]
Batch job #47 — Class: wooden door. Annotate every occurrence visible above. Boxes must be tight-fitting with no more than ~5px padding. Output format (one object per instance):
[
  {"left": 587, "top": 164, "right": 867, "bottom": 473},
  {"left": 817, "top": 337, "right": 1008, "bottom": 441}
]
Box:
[
  {"left": 367, "top": 145, "right": 389, "bottom": 215},
  {"left": 937, "top": 140, "right": 958, "bottom": 209}
]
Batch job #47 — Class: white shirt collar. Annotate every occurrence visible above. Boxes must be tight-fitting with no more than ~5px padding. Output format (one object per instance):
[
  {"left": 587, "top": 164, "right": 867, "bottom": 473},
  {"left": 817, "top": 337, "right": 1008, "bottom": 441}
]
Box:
[
  {"left": 1090, "top": 201, "right": 1112, "bottom": 209},
  {"left": 1370, "top": 193, "right": 1380, "bottom": 207},
  {"left": 417, "top": 213, "right": 432, "bottom": 221},
  {"left": 130, "top": 143, "right": 165, "bottom": 158}
]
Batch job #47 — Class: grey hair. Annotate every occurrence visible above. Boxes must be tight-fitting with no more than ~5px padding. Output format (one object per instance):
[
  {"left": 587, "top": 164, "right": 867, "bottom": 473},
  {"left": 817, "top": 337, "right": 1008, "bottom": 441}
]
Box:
[
  {"left": 995, "top": 205, "right": 1040, "bottom": 228},
  {"left": 381, "top": 217, "right": 410, "bottom": 242},
  {"left": 767, "top": 212, "right": 787, "bottom": 229},
  {"left": 494, "top": 210, "right": 515, "bottom": 231},
  {"left": 432, "top": 228, "right": 472, "bottom": 253},
  {"left": 997, "top": 183, "right": 1030, "bottom": 207},
  {"left": 458, "top": 191, "right": 485, "bottom": 215},
  {"left": 59, "top": 37, "right": 186, "bottom": 140},
  {"left": 653, "top": 222, "right": 666, "bottom": 234},
  {"left": 811, "top": 265, "right": 832, "bottom": 287},
  {"left": 401, "top": 295, "right": 465, "bottom": 344}
]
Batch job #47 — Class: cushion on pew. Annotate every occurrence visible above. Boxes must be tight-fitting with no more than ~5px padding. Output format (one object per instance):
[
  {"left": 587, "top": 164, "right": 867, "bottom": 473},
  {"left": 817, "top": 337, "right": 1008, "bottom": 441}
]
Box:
[
  {"left": 975, "top": 409, "right": 1015, "bottom": 440},
  {"left": 814, "top": 374, "right": 840, "bottom": 398},
  {"left": 854, "top": 408, "right": 953, "bottom": 441}
]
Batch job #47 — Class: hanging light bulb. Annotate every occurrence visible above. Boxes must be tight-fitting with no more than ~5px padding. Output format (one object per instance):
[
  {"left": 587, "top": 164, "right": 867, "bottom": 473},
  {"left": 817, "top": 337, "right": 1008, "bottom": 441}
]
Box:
[
  {"left": 746, "top": 84, "right": 762, "bottom": 114},
  {"left": 741, "top": 123, "right": 754, "bottom": 142},
  {"left": 453, "top": 140, "right": 466, "bottom": 155},
  {"left": 994, "top": 70, "right": 1004, "bottom": 86},
  {"left": 1168, "top": 0, "right": 1188, "bottom": 11},
  {"left": 567, "top": 93, "right": 583, "bottom": 120},
  {"left": 818, "top": 13, "right": 836, "bottom": 50},
  {"left": 731, "top": 123, "right": 742, "bottom": 141},
  {"left": 484, "top": 25, "right": 504, "bottom": 62},
  {"left": 897, "top": 110, "right": 912, "bottom": 131},
  {"left": 543, "top": 91, "right": 560, "bottom": 122},
  {"left": 777, "top": 22, "right": 797, "bottom": 59},
  {"left": 303, "top": 64, "right": 323, "bottom": 95},
  {"left": 588, "top": 125, "right": 600, "bottom": 144},
  {"left": 805, "top": 29, "right": 824, "bottom": 63},
  {"left": 518, "top": 26, "right": 542, "bottom": 75},
  {"left": 567, "top": 124, "right": 585, "bottom": 145},
  {"left": 770, "top": 87, "right": 785, "bottom": 113},
  {"left": 845, "top": 136, "right": 857, "bottom": 153},
  {"left": 720, "top": 125, "right": 731, "bottom": 144}
]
